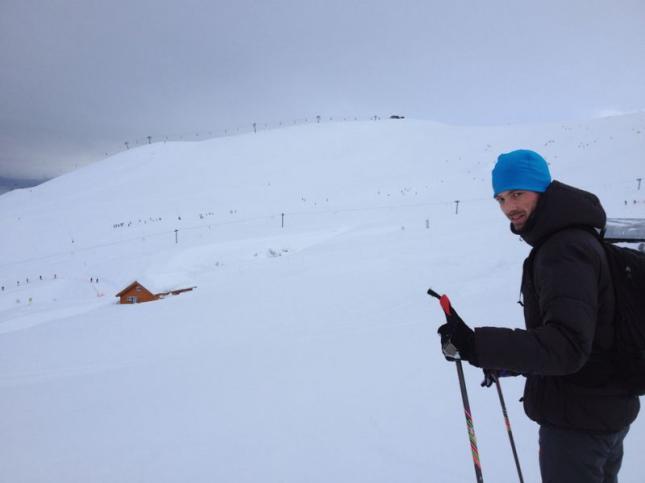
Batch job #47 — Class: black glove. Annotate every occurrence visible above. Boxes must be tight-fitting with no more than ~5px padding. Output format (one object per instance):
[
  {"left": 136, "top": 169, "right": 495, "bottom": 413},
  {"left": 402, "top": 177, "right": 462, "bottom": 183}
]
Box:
[
  {"left": 480, "top": 369, "right": 519, "bottom": 387},
  {"left": 437, "top": 305, "right": 476, "bottom": 363}
]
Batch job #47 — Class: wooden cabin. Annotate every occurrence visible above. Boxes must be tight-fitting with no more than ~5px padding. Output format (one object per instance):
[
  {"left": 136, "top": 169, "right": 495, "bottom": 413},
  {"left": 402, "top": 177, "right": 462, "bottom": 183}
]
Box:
[
  {"left": 116, "top": 281, "right": 158, "bottom": 304},
  {"left": 116, "top": 280, "right": 195, "bottom": 304}
]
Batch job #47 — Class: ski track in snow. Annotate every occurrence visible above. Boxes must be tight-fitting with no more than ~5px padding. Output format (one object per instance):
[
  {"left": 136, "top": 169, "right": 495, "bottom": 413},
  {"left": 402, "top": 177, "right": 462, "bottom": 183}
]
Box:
[{"left": 0, "top": 299, "right": 111, "bottom": 335}]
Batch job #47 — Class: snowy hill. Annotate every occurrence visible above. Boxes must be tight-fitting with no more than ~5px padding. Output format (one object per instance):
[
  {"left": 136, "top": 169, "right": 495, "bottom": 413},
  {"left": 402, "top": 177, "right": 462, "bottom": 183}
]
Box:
[{"left": 1, "top": 115, "right": 644, "bottom": 482}]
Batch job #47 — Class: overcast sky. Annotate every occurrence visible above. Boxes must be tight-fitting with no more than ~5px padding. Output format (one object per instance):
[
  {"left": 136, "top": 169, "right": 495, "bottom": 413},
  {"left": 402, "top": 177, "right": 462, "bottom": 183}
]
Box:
[{"left": 1, "top": 0, "right": 644, "bottom": 179}]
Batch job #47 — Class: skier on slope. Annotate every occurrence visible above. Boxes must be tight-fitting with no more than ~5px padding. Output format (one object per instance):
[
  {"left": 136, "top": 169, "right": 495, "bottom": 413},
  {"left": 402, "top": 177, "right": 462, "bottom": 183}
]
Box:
[{"left": 438, "top": 150, "right": 639, "bottom": 483}]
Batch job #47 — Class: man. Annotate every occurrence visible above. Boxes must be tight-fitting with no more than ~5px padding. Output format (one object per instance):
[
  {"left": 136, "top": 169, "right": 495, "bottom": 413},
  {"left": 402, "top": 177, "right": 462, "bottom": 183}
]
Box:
[{"left": 439, "top": 149, "right": 639, "bottom": 483}]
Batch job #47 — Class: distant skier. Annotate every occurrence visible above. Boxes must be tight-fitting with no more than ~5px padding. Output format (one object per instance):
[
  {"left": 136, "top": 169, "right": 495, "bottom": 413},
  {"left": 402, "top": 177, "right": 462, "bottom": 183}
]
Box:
[{"left": 438, "top": 150, "right": 638, "bottom": 483}]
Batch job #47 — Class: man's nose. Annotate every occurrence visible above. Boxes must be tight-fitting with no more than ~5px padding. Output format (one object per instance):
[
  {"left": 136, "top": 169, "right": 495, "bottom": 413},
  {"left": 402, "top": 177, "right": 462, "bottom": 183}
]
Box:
[{"left": 504, "top": 203, "right": 518, "bottom": 215}]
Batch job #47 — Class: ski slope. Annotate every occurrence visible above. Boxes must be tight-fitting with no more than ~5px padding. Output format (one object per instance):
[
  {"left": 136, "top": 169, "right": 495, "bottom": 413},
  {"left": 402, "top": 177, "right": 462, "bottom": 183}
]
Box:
[{"left": 1, "top": 115, "right": 644, "bottom": 482}]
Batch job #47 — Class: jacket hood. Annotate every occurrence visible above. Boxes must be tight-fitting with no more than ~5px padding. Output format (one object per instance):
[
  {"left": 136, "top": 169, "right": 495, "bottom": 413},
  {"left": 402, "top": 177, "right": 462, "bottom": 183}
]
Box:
[{"left": 513, "top": 180, "right": 606, "bottom": 247}]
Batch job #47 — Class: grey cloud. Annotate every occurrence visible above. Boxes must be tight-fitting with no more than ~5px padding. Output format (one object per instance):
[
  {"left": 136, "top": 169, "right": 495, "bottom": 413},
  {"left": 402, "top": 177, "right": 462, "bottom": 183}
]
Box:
[{"left": 1, "top": 0, "right": 644, "bottom": 178}]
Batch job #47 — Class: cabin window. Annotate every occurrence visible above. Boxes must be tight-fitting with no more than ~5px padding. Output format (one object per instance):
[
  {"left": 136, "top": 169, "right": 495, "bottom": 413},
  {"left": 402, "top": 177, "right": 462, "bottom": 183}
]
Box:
[{"left": 127, "top": 296, "right": 138, "bottom": 303}]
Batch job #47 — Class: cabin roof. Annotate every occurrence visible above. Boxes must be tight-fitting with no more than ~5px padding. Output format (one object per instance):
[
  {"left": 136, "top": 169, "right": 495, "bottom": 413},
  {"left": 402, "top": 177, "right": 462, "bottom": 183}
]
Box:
[
  {"left": 115, "top": 280, "right": 154, "bottom": 297},
  {"left": 116, "top": 279, "right": 197, "bottom": 298}
]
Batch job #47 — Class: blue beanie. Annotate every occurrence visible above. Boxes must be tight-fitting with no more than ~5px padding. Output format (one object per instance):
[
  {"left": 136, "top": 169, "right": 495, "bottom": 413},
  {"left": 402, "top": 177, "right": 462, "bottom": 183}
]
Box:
[{"left": 492, "top": 149, "right": 552, "bottom": 197}]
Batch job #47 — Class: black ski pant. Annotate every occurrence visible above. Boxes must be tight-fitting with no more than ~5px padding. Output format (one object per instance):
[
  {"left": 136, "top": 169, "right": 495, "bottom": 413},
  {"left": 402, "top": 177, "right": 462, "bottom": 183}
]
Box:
[{"left": 539, "top": 424, "right": 630, "bottom": 483}]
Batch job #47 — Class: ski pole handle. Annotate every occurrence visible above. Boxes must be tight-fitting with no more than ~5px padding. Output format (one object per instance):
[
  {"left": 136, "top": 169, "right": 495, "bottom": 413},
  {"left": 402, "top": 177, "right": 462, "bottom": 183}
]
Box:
[
  {"left": 427, "top": 288, "right": 453, "bottom": 317},
  {"left": 428, "top": 288, "right": 461, "bottom": 360}
]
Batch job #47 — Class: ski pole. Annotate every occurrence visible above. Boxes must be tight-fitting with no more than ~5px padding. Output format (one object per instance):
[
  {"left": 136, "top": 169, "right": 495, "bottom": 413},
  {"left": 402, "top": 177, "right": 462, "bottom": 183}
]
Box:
[
  {"left": 455, "top": 358, "right": 484, "bottom": 483},
  {"left": 428, "top": 288, "right": 484, "bottom": 483},
  {"left": 492, "top": 373, "right": 524, "bottom": 483}
]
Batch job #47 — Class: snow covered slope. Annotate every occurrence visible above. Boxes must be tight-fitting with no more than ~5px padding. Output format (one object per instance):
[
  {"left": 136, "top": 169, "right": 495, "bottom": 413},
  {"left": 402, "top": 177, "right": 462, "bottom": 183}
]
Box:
[{"left": 1, "top": 115, "right": 644, "bottom": 482}]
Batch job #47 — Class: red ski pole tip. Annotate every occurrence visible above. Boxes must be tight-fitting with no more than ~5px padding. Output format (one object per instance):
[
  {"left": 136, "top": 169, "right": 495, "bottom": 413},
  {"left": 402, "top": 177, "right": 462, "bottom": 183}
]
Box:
[{"left": 439, "top": 295, "right": 452, "bottom": 315}]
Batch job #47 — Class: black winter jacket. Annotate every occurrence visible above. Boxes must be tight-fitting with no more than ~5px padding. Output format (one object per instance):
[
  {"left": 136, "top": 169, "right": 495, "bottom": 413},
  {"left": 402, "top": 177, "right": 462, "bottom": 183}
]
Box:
[{"left": 475, "top": 181, "right": 640, "bottom": 432}]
